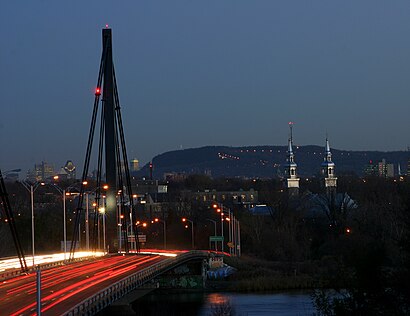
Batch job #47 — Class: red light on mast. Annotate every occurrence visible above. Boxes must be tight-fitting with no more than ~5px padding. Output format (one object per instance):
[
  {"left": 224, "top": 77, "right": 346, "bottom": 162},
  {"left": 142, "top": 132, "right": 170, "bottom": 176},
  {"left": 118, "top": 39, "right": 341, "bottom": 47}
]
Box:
[{"left": 95, "top": 87, "right": 101, "bottom": 96}]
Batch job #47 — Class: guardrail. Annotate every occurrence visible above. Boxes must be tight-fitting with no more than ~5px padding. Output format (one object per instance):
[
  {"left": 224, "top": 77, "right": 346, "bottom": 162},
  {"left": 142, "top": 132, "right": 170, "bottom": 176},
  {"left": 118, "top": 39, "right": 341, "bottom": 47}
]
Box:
[{"left": 65, "top": 251, "right": 209, "bottom": 316}]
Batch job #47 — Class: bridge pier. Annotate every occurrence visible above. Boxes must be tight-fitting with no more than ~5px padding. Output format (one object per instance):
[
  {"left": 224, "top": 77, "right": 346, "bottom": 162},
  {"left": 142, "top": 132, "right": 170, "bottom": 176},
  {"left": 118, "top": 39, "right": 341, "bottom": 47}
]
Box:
[
  {"left": 151, "top": 259, "right": 207, "bottom": 290},
  {"left": 104, "top": 288, "right": 157, "bottom": 315}
]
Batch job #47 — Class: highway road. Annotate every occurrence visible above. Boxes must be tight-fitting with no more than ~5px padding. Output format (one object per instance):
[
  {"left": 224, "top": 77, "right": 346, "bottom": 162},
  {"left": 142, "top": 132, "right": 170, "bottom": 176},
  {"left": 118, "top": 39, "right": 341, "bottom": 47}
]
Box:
[{"left": 0, "top": 254, "right": 168, "bottom": 315}]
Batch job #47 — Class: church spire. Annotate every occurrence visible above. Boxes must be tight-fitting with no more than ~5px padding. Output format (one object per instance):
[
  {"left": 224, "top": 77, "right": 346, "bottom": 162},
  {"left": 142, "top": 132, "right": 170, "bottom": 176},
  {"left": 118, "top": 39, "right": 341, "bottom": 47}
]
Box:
[
  {"left": 285, "top": 122, "right": 299, "bottom": 195},
  {"left": 321, "top": 137, "right": 337, "bottom": 189}
]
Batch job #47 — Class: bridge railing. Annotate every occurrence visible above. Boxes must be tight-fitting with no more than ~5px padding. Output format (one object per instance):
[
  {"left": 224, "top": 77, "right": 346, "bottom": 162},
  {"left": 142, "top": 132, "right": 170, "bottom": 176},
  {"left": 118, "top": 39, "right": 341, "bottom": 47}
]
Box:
[{"left": 65, "top": 251, "right": 209, "bottom": 316}]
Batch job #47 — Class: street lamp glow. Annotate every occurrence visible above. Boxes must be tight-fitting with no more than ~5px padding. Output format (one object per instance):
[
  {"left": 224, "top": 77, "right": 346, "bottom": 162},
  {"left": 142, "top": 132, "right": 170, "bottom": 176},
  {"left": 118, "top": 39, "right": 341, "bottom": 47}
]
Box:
[{"left": 99, "top": 207, "right": 105, "bottom": 214}]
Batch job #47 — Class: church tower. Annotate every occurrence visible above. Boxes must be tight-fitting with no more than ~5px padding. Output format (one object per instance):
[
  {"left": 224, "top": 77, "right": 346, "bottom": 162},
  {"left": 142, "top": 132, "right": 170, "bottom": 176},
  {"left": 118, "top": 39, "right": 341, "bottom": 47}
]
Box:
[
  {"left": 285, "top": 123, "right": 299, "bottom": 196},
  {"left": 321, "top": 138, "right": 337, "bottom": 190}
]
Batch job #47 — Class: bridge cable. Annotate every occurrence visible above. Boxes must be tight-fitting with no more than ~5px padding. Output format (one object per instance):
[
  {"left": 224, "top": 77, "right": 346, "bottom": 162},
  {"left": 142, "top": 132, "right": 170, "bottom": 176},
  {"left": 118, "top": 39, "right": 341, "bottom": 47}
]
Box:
[{"left": 0, "top": 169, "right": 28, "bottom": 272}]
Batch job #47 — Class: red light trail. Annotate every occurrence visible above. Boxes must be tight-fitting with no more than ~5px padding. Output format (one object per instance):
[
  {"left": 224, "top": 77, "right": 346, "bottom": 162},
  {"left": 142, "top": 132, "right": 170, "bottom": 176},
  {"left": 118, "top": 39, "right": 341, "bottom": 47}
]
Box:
[{"left": 0, "top": 254, "right": 169, "bottom": 315}]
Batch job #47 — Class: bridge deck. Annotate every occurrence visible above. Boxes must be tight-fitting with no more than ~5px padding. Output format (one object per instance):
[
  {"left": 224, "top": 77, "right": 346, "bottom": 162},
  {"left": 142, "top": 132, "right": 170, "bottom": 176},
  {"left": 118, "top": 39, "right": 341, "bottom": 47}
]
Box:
[{"left": 0, "top": 254, "right": 168, "bottom": 315}]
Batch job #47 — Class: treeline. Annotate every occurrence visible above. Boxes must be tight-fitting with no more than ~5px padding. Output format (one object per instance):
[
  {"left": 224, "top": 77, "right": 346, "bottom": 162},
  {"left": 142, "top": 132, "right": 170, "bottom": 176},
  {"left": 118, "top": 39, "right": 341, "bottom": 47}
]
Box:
[{"left": 1, "top": 175, "right": 409, "bottom": 313}]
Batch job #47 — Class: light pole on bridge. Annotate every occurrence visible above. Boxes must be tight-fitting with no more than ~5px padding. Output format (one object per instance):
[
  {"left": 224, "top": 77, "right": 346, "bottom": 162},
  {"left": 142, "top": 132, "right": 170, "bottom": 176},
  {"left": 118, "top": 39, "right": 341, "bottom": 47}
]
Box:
[
  {"left": 21, "top": 180, "right": 45, "bottom": 267},
  {"left": 152, "top": 218, "right": 166, "bottom": 250},
  {"left": 182, "top": 218, "right": 194, "bottom": 249},
  {"left": 206, "top": 218, "right": 217, "bottom": 251}
]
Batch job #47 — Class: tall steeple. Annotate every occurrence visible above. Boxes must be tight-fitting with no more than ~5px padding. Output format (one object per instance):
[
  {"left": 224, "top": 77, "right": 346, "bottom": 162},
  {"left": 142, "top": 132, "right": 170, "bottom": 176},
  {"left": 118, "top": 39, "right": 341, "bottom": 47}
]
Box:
[
  {"left": 285, "top": 122, "right": 299, "bottom": 196},
  {"left": 321, "top": 137, "right": 337, "bottom": 189}
]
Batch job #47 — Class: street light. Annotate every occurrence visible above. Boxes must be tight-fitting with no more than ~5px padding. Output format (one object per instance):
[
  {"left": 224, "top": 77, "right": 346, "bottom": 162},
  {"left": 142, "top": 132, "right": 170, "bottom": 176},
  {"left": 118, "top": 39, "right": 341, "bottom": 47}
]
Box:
[
  {"left": 99, "top": 206, "right": 106, "bottom": 253},
  {"left": 21, "top": 180, "right": 45, "bottom": 267},
  {"left": 206, "top": 219, "right": 217, "bottom": 251},
  {"left": 225, "top": 210, "right": 232, "bottom": 255},
  {"left": 135, "top": 222, "right": 148, "bottom": 249},
  {"left": 48, "top": 180, "right": 68, "bottom": 260},
  {"left": 182, "top": 218, "right": 194, "bottom": 249},
  {"left": 152, "top": 218, "right": 166, "bottom": 249}
]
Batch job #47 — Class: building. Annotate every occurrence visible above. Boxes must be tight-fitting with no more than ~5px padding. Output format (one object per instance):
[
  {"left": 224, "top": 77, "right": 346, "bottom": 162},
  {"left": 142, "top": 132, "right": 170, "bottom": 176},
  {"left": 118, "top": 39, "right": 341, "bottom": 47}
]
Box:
[
  {"left": 183, "top": 189, "right": 258, "bottom": 209},
  {"left": 63, "top": 160, "right": 76, "bottom": 180},
  {"left": 130, "top": 158, "right": 139, "bottom": 172},
  {"left": 364, "top": 159, "right": 394, "bottom": 178},
  {"left": 27, "top": 161, "right": 55, "bottom": 181},
  {"left": 163, "top": 172, "right": 188, "bottom": 182}
]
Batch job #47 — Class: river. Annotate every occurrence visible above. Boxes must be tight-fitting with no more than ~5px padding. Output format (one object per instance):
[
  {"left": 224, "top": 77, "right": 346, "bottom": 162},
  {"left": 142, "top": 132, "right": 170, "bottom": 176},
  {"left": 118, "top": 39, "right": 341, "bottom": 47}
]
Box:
[{"left": 132, "top": 290, "right": 315, "bottom": 315}]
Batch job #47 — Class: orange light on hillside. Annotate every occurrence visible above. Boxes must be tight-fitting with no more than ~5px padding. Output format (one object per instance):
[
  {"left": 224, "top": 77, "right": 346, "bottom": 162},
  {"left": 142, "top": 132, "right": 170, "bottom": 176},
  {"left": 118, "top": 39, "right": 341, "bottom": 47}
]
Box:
[
  {"left": 53, "top": 175, "right": 59, "bottom": 180},
  {"left": 212, "top": 204, "right": 218, "bottom": 209},
  {"left": 82, "top": 181, "right": 88, "bottom": 185},
  {"left": 182, "top": 218, "right": 187, "bottom": 222},
  {"left": 103, "top": 184, "right": 109, "bottom": 190}
]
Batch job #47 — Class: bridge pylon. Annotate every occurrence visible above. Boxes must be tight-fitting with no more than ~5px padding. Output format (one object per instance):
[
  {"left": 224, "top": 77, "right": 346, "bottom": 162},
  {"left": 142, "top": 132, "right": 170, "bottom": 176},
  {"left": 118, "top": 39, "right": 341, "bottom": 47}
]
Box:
[{"left": 69, "top": 27, "right": 138, "bottom": 258}]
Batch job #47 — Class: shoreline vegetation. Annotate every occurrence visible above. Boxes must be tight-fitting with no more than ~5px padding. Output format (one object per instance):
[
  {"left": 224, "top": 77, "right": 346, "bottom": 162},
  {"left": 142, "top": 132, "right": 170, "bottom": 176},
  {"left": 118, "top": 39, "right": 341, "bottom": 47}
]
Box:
[{"left": 207, "top": 255, "right": 322, "bottom": 292}]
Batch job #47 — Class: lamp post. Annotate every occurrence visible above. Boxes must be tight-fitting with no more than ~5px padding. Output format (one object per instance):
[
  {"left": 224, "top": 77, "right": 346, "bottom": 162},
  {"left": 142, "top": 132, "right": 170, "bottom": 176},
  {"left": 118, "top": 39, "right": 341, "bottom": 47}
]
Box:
[
  {"left": 182, "top": 218, "right": 194, "bottom": 249},
  {"left": 129, "top": 194, "right": 138, "bottom": 251},
  {"left": 48, "top": 182, "right": 68, "bottom": 260},
  {"left": 97, "top": 194, "right": 107, "bottom": 253},
  {"left": 85, "top": 193, "right": 90, "bottom": 251},
  {"left": 237, "top": 220, "right": 241, "bottom": 257},
  {"left": 216, "top": 206, "right": 225, "bottom": 253},
  {"left": 224, "top": 212, "right": 233, "bottom": 255},
  {"left": 117, "top": 193, "right": 122, "bottom": 253},
  {"left": 21, "top": 180, "right": 45, "bottom": 267},
  {"left": 51, "top": 179, "right": 89, "bottom": 256},
  {"left": 152, "top": 218, "right": 166, "bottom": 249},
  {"left": 206, "top": 219, "right": 217, "bottom": 251},
  {"left": 99, "top": 206, "right": 106, "bottom": 253},
  {"left": 136, "top": 221, "right": 147, "bottom": 249}
]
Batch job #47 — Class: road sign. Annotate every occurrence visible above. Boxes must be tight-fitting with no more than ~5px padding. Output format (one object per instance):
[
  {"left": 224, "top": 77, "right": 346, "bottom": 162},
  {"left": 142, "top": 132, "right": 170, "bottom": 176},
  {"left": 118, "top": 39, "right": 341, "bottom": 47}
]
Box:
[
  {"left": 210, "top": 236, "right": 224, "bottom": 242},
  {"left": 138, "top": 234, "right": 146, "bottom": 243}
]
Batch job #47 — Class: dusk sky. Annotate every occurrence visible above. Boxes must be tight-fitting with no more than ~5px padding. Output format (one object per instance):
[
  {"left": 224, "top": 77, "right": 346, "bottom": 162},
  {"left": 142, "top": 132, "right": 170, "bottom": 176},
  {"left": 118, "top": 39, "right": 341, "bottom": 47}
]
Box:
[{"left": 1, "top": 1, "right": 410, "bottom": 173}]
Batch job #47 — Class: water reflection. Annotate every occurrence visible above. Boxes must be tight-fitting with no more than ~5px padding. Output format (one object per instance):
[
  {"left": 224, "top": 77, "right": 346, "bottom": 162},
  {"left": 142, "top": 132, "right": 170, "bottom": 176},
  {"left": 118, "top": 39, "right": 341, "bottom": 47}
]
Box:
[{"left": 133, "top": 291, "right": 314, "bottom": 316}]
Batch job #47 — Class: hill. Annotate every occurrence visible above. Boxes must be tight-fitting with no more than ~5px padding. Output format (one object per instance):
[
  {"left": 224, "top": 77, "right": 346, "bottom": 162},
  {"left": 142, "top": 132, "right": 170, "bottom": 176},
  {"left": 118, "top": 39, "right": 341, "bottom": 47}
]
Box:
[{"left": 135, "top": 145, "right": 409, "bottom": 179}]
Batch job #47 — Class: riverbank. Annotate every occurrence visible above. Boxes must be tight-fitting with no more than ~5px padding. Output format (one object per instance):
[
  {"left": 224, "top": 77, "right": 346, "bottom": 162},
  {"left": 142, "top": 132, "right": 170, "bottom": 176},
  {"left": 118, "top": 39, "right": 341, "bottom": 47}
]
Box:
[{"left": 207, "top": 255, "right": 324, "bottom": 292}]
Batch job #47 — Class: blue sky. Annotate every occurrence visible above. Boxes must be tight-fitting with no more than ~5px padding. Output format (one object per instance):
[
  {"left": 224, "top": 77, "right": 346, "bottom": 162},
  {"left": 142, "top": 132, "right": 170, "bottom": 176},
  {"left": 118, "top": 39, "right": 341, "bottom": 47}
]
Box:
[{"left": 1, "top": 1, "right": 410, "bottom": 173}]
